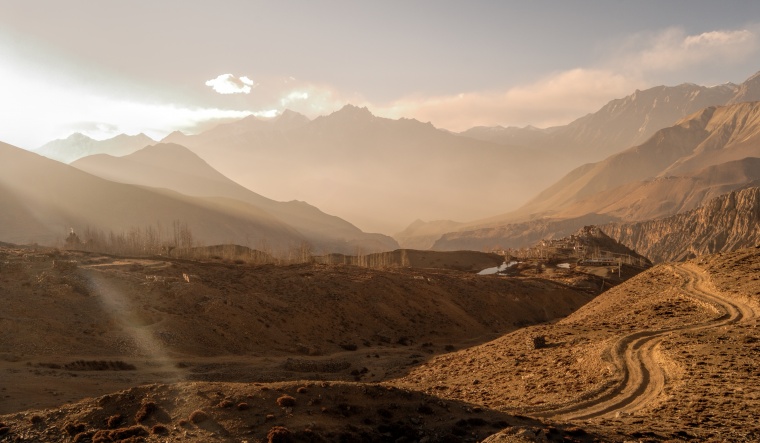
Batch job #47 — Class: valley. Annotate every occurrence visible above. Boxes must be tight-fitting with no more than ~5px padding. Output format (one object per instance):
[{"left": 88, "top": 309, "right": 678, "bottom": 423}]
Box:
[{"left": 2, "top": 15, "right": 760, "bottom": 441}]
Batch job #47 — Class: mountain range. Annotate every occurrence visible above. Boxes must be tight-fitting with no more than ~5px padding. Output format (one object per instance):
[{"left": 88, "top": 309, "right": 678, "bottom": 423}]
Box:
[
  {"left": 35, "top": 132, "right": 156, "bottom": 163},
  {"left": 0, "top": 141, "right": 396, "bottom": 253},
  {"left": 407, "top": 95, "right": 760, "bottom": 254},
  {"left": 29, "top": 69, "right": 760, "bottom": 259},
  {"left": 460, "top": 70, "right": 760, "bottom": 163},
  {"left": 159, "top": 105, "right": 558, "bottom": 233},
  {"left": 71, "top": 143, "right": 397, "bottom": 253}
]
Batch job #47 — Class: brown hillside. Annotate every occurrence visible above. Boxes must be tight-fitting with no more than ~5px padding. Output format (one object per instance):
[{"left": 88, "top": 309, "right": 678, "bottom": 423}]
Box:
[
  {"left": 0, "top": 141, "right": 305, "bottom": 250},
  {"left": 0, "top": 246, "right": 598, "bottom": 415},
  {"left": 393, "top": 247, "right": 760, "bottom": 441}
]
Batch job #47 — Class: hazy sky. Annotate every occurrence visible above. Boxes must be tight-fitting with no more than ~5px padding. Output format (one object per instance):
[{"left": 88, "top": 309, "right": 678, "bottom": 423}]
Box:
[{"left": 1, "top": 0, "right": 760, "bottom": 148}]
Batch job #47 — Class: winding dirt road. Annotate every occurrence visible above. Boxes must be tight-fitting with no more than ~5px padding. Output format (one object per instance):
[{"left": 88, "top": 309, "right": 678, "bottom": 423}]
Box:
[{"left": 532, "top": 262, "right": 756, "bottom": 421}]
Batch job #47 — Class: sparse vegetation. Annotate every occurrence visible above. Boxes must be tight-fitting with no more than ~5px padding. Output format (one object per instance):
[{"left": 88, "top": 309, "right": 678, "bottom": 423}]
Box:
[
  {"left": 63, "top": 360, "right": 136, "bottom": 371},
  {"left": 217, "top": 399, "right": 234, "bottom": 408},
  {"left": 63, "top": 422, "right": 86, "bottom": 436},
  {"left": 92, "top": 425, "right": 147, "bottom": 443},
  {"left": 150, "top": 424, "right": 168, "bottom": 435},
  {"left": 267, "top": 425, "right": 293, "bottom": 443},
  {"left": 276, "top": 394, "right": 296, "bottom": 407},
  {"left": 106, "top": 414, "right": 122, "bottom": 429},
  {"left": 134, "top": 401, "right": 156, "bottom": 422},
  {"left": 188, "top": 409, "right": 208, "bottom": 424}
]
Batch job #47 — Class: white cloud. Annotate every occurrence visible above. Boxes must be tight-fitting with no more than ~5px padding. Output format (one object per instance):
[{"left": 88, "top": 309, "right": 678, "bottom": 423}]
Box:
[
  {"left": 205, "top": 73, "right": 257, "bottom": 94},
  {"left": 280, "top": 91, "right": 309, "bottom": 107},
  {"left": 616, "top": 28, "right": 758, "bottom": 75},
  {"left": 374, "top": 27, "right": 760, "bottom": 131},
  {"left": 376, "top": 68, "right": 643, "bottom": 131}
]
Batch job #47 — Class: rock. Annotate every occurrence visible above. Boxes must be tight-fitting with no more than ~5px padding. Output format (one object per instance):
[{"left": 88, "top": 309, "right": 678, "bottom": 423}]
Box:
[{"left": 528, "top": 336, "right": 547, "bottom": 350}]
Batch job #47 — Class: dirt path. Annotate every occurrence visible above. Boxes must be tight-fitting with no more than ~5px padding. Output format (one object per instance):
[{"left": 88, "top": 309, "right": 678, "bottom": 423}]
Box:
[{"left": 532, "top": 262, "right": 756, "bottom": 421}]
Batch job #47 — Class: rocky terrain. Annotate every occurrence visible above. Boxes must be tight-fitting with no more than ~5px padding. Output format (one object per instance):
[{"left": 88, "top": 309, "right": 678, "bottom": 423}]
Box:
[
  {"left": 2, "top": 245, "right": 758, "bottom": 441},
  {"left": 395, "top": 247, "right": 760, "bottom": 441},
  {"left": 604, "top": 186, "right": 760, "bottom": 262},
  {"left": 0, "top": 245, "right": 607, "bottom": 418}
]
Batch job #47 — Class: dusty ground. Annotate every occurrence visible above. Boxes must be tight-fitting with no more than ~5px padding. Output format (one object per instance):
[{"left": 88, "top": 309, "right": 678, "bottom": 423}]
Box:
[
  {"left": 0, "top": 245, "right": 613, "bottom": 440},
  {"left": 395, "top": 247, "right": 760, "bottom": 441},
  {"left": 5, "top": 245, "right": 758, "bottom": 441}
]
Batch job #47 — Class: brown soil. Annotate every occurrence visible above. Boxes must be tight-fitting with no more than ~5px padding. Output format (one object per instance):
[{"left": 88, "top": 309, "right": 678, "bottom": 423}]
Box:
[
  {"left": 0, "top": 246, "right": 604, "bottom": 435},
  {"left": 3, "top": 245, "right": 758, "bottom": 441},
  {"left": 395, "top": 248, "right": 760, "bottom": 441}
]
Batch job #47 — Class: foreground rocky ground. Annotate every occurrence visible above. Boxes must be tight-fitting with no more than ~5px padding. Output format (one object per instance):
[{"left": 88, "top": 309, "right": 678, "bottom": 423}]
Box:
[
  {"left": 396, "top": 248, "right": 760, "bottom": 441},
  {"left": 2, "top": 246, "right": 758, "bottom": 441}
]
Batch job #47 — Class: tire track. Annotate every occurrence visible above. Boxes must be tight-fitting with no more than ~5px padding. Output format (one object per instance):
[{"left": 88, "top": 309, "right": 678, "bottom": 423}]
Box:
[{"left": 531, "top": 263, "right": 754, "bottom": 421}]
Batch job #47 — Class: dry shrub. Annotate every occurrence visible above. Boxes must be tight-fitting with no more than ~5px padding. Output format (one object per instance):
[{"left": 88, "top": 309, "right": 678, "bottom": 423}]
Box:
[
  {"left": 267, "top": 426, "right": 293, "bottom": 443},
  {"left": 151, "top": 424, "right": 169, "bottom": 435},
  {"left": 106, "top": 414, "right": 122, "bottom": 429},
  {"left": 217, "top": 399, "right": 234, "bottom": 408},
  {"left": 134, "top": 401, "right": 156, "bottom": 423},
  {"left": 92, "top": 425, "right": 147, "bottom": 443},
  {"left": 188, "top": 409, "right": 209, "bottom": 424},
  {"left": 73, "top": 431, "right": 94, "bottom": 442},
  {"left": 63, "top": 422, "right": 87, "bottom": 436},
  {"left": 64, "top": 360, "right": 136, "bottom": 371},
  {"left": 276, "top": 395, "right": 296, "bottom": 407}
]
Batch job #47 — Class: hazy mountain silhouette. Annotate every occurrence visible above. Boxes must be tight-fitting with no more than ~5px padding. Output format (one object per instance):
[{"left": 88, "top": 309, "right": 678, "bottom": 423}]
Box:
[
  {"left": 35, "top": 132, "right": 156, "bottom": 163},
  {"left": 157, "top": 105, "right": 556, "bottom": 233},
  {"left": 72, "top": 143, "right": 398, "bottom": 253},
  {"left": 461, "top": 83, "right": 739, "bottom": 163},
  {"left": 517, "top": 101, "right": 760, "bottom": 218},
  {"left": 461, "top": 70, "right": 760, "bottom": 166},
  {"left": 405, "top": 100, "right": 760, "bottom": 251},
  {"left": 0, "top": 141, "right": 311, "bottom": 248}
]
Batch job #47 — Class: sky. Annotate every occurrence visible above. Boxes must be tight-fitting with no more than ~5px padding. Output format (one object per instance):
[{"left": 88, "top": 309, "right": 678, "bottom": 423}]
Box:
[{"left": 1, "top": 0, "right": 760, "bottom": 149}]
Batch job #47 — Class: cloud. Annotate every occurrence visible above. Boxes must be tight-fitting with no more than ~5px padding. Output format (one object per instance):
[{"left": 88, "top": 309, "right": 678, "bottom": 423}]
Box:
[
  {"left": 280, "top": 91, "right": 309, "bottom": 106},
  {"left": 376, "top": 68, "right": 642, "bottom": 131},
  {"left": 205, "top": 73, "right": 257, "bottom": 94},
  {"left": 616, "top": 28, "right": 758, "bottom": 75},
  {"left": 375, "top": 26, "right": 760, "bottom": 131}
]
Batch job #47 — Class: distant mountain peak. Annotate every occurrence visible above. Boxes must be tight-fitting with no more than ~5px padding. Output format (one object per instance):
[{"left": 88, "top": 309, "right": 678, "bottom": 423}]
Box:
[
  {"left": 336, "top": 104, "right": 374, "bottom": 117},
  {"left": 728, "top": 69, "right": 760, "bottom": 104},
  {"left": 64, "top": 132, "right": 95, "bottom": 142},
  {"left": 278, "top": 109, "right": 308, "bottom": 120}
]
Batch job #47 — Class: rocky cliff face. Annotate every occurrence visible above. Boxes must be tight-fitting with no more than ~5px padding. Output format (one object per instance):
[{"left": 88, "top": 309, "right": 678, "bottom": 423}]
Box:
[{"left": 603, "top": 187, "right": 760, "bottom": 263}]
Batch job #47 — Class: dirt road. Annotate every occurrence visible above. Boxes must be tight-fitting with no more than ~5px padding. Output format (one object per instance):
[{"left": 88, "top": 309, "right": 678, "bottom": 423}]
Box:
[{"left": 533, "top": 262, "right": 757, "bottom": 421}]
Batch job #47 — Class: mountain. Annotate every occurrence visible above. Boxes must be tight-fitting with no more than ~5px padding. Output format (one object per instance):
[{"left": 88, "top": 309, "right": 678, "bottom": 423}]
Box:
[
  {"left": 393, "top": 219, "right": 465, "bottom": 250},
  {"left": 430, "top": 213, "right": 616, "bottom": 251},
  {"left": 71, "top": 143, "right": 398, "bottom": 253},
  {"left": 461, "top": 70, "right": 760, "bottom": 165},
  {"left": 516, "top": 101, "right": 760, "bottom": 218},
  {"left": 459, "top": 124, "right": 554, "bottom": 147},
  {"left": 162, "top": 109, "right": 311, "bottom": 146},
  {"left": 158, "top": 105, "right": 558, "bottom": 233},
  {"left": 403, "top": 100, "right": 760, "bottom": 251},
  {"left": 35, "top": 132, "right": 156, "bottom": 163},
  {"left": 0, "top": 141, "right": 308, "bottom": 249},
  {"left": 602, "top": 186, "right": 760, "bottom": 263},
  {"left": 727, "top": 70, "right": 760, "bottom": 104},
  {"left": 529, "top": 157, "right": 760, "bottom": 223},
  {"left": 461, "top": 83, "right": 738, "bottom": 162}
]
